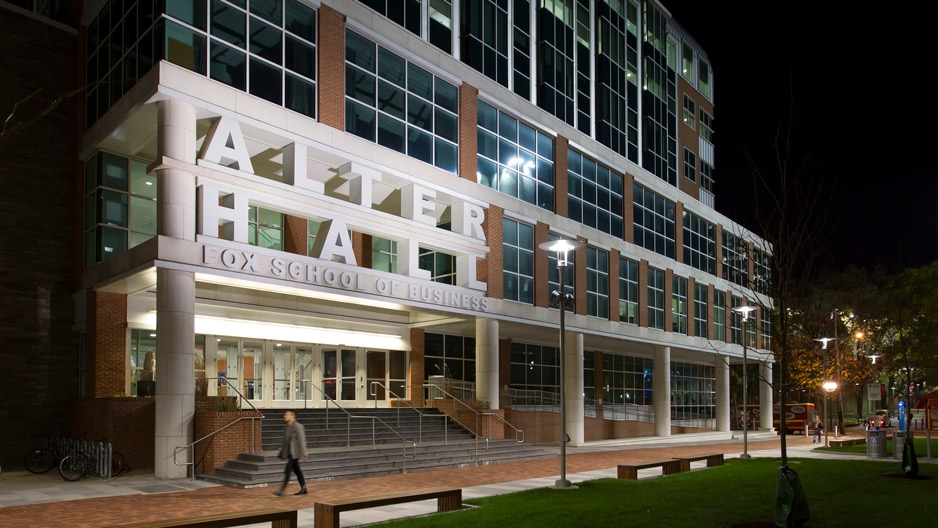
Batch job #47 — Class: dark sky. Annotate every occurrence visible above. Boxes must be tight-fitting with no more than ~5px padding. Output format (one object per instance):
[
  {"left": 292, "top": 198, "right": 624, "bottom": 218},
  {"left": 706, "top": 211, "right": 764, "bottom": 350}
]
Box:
[{"left": 664, "top": 1, "right": 937, "bottom": 271}]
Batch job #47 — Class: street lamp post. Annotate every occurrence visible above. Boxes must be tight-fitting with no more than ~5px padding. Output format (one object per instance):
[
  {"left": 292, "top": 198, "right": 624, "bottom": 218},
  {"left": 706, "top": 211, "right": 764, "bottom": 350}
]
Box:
[
  {"left": 539, "top": 238, "right": 584, "bottom": 490},
  {"left": 815, "top": 338, "right": 834, "bottom": 448},
  {"left": 732, "top": 305, "right": 757, "bottom": 460}
]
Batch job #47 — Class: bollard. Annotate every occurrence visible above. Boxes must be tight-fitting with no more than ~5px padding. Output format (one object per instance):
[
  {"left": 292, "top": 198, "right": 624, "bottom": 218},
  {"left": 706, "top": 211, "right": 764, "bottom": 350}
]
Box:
[
  {"left": 835, "top": 425, "right": 839, "bottom": 438},
  {"left": 804, "top": 425, "right": 809, "bottom": 438}
]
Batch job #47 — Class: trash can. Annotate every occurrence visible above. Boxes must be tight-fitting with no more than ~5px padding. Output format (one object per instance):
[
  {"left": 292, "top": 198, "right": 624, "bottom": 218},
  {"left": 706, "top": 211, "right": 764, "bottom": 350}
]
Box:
[
  {"left": 866, "top": 429, "right": 887, "bottom": 458},
  {"left": 893, "top": 431, "right": 906, "bottom": 458}
]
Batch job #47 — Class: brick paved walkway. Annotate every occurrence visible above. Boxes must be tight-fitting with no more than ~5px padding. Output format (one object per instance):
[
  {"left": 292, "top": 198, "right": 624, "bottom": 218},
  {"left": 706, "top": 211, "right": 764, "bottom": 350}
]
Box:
[{"left": 0, "top": 435, "right": 818, "bottom": 527}]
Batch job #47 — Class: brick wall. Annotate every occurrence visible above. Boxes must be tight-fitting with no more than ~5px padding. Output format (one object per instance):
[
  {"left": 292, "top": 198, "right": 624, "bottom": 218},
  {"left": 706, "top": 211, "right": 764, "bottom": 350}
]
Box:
[
  {"left": 482, "top": 205, "right": 503, "bottom": 297},
  {"left": 87, "top": 291, "right": 127, "bottom": 397},
  {"left": 71, "top": 398, "right": 155, "bottom": 470},
  {"left": 0, "top": 8, "right": 80, "bottom": 467},
  {"left": 282, "top": 214, "right": 308, "bottom": 255},
  {"left": 194, "top": 410, "right": 263, "bottom": 474},
  {"left": 317, "top": 5, "right": 346, "bottom": 131},
  {"left": 458, "top": 83, "right": 478, "bottom": 181}
]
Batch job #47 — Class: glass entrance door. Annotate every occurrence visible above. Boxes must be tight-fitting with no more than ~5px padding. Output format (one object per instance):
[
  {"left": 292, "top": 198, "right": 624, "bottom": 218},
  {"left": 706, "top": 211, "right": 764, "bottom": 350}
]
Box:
[
  {"left": 321, "top": 348, "right": 392, "bottom": 406},
  {"left": 366, "top": 350, "right": 387, "bottom": 402}
]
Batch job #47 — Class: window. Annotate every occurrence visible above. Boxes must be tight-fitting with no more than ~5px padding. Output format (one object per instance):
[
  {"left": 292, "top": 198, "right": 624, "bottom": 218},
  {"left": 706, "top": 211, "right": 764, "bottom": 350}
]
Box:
[
  {"left": 672, "top": 276, "right": 687, "bottom": 334},
  {"left": 248, "top": 205, "right": 283, "bottom": 250},
  {"left": 603, "top": 353, "right": 654, "bottom": 407},
  {"left": 647, "top": 267, "right": 664, "bottom": 330},
  {"left": 462, "top": 0, "right": 509, "bottom": 86},
  {"left": 429, "top": 0, "right": 453, "bottom": 53},
  {"left": 670, "top": 362, "right": 715, "bottom": 426},
  {"left": 420, "top": 248, "right": 456, "bottom": 284},
  {"left": 722, "top": 231, "right": 749, "bottom": 288},
  {"left": 537, "top": 0, "right": 577, "bottom": 127},
  {"left": 512, "top": 0, "right": 532, "bottom": 99},
  {"left": 681, "top": 41, "right": 695, "bottom": 83},
  {"left": 746, "top": 305, "right": 757, "bottom": 347},
  {"left": 760, "top": 308, "right": 772, "bottom": 350},
  {"left": 477, "top": 100, "right": 554, "bottom": 210},
  {"left": 753, "top": 249, "right": 771, "bottom": 296},
  {"left": 730, "top": 296, "right": 742, "bottom": 345},
  {"left": 568, "top": 149, "right": 624, "bottom": 237},
  {"left": 424, "top": 333, "right": 476, "bottom": 382},
  {"left": 618, "top": 258, "right": 639, "bottom": 324},
  {"left": 358, "top": 0, "right": 421, "bottom": 37},
  {"left": 372, "top": 236, "right": 397, "bottom": 273},
  {"left": 713, "top": 290, "right": 726, "bottom": 342},
  {"left": 683, "top": 148, "right": 696, "bottom": 182},
  {"left": 503, "top": 218, "right": 535, "bottom": 304},
  {"left": 633, "top": 185, "right": 676, "bottom": 258},
  {"left": 83, "top": 152, "right": 157, "bottom": 268},
  {"left": 587, "top": 247, "right": 609, "bottom": 318},
  {"left": 698, "top": 57, "right": 711, "bottom": 99},
  {"left": 683, "top": 211, "right": 716, "bottom": 274},
  {"left": 700, "top": 161, "right": 714, "bottom": 194},
  {"left": 547, "top": 233, "right": 575, "bottom": 311},
  {"left": 682, "top": 95, "right": 696, "bottom": 130},
  {"left": 510, "top": 341, "right": 559, "bottom": 394},
  {"left": 346, "top": 30, "right": 459, "bottom": 174},
  {"left": 86, "top": 0, "right": 319, "bottom": 127},
  {"left": 699, "top": 110, "right": 714, "bottom": 143},
  {"left": 640, "top": 5, "right": 677, "bottom": 185},
  {"left": 595, "top": 0, "right": 640, "bottom": 162},
  {"left": 694, "top": 283, "right": 708, "bottom": 338}
]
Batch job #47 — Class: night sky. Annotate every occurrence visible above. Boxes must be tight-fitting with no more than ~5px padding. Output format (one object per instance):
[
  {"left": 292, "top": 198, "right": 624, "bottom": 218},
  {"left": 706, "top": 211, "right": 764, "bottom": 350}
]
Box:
[{"left": 664, "top": 1, "right": 937, "bottom": 271}]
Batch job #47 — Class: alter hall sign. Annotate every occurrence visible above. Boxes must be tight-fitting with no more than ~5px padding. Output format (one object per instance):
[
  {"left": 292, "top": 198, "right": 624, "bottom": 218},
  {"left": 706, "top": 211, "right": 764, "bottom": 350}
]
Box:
[{"left": 192, "top": 116, "right": 490, "bottom": 312}]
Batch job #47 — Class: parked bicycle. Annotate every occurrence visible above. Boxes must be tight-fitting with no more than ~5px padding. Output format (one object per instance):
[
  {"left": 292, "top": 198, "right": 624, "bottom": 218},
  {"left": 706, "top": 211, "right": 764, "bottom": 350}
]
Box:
[
  {"left": 24, "top": 435, "right": 79, "bottom": 474},
  {"left": 58, "top": 442, "right": 129, "bottom": 481}
]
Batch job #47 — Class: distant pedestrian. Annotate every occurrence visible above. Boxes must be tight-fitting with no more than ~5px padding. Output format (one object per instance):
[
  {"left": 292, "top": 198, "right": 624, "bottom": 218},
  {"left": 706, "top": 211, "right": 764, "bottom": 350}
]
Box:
[
  {"left": 812, "top": 416, "right": 824, "bottom": 443},
  {"left": 275, "top": 410, "right": 308, "bottom": 496}
]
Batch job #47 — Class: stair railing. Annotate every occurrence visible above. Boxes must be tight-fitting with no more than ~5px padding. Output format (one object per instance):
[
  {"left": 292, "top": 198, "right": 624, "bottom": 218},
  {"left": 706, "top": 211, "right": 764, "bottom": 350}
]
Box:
[
  {"left": 425, "top": 385, "right": 526, "bottom": 464},
  {"left": 368, "top": 381, "right": 451, "bottom": 444},
  {"left": 308, "top": 382, "right": 416, "bottom": 472},
  {"left": 173, "top": 375, "right": 263, "bottom": 481}
]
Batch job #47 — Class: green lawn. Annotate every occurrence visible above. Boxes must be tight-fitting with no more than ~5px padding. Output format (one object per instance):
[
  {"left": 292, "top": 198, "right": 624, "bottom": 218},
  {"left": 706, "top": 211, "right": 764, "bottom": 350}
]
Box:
[
  {"left": 375, "top": 458, "right": 935, "bottom": 527},
  {"left": 822, "top": 435, "right": 938, "bottom": 456}
]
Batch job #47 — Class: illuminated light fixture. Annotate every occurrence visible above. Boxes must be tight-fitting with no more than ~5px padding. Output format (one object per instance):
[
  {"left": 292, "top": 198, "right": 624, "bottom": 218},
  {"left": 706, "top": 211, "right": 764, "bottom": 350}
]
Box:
[
  {"left": 731, "top": 305, "right": 757, "bottom": 460},
  {"left": 193, "top": 315, "right": 405, "bottom": 350},
  {"left": 149, "top": 333, "right": 156, "bottom": 337}
]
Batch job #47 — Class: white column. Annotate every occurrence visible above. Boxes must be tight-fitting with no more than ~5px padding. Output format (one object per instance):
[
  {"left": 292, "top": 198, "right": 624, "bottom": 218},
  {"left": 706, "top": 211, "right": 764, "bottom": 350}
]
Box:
[
  {"left": 760, "top": 362, "right": 774, "bottom": 431},
  {"left": 475, "top": 317, "right": 499, "bottom": 409},
  {"left": 154, "top": 268, "right": 196, "bottom": 478},
  {"left": 157, "top": 99, "right": 197, "bottom": 241},
  {"left": 154, "top": 98, "right": 197, "bottom": 478},
  {"left": 565, "top": 332, "right": 585, "bottom": 446},
  {"left": 714, "top": 354, "right": 730, "bottom": 432},
  {"left": 653, "top": 345, "right": 671, "bottom": 437}
]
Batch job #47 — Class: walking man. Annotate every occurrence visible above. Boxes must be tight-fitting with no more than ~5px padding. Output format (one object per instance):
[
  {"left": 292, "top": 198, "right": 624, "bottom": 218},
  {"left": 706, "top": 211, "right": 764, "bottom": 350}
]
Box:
[{"left": 275, "top": 410, "right": 308, "bottom": 496}]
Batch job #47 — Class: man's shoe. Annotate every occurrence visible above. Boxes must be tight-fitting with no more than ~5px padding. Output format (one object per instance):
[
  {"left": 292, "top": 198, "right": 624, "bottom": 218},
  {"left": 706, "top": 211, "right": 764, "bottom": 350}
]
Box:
[
  {"left": 294, "top": 487, "right": 308, "bottom": 495},
  {"left": 273, "top": 490, "right": 284, "bottom": 496}
]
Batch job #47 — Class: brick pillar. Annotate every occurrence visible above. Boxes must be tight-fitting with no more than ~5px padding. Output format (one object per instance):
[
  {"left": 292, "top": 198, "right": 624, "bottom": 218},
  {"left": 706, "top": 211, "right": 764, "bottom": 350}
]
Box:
[
  {"left": 534, "top": 222, "right": 550, "bottom": 308},
  {"left": 410, "top": 328, "right": 425, "bottom": 406},
  {"left": 747, "top": 241, "right": 755, "bottom": 289},
  {"left": 638, "top": 260, "right": 649, "bottom": 327},
  {"left": 663, "top": 269, "right": 673, "bottom": 333},
  {"left": 707, "top": 284, "right": 716, "bottom": 339},
  {"left": 360, "top": 233, "right": 373, "bottom": 269},
  {"left": 574, "top": 236, "right": 587, "bottom": 315},
  {"left": 609, "top": 248, "right": 621, "bottom": 322},
  {"left": 86, "top": 291, "right": 127, "bottom": 398},
  {"left": 687, "top": 277, "right": 696, "bottom": 337},
  {"left": 318, "top": 5, "right": 346, "bottom": 131},
  {"left": 715, "top": 224, "right": 724, "bottom": 278},
  {"left": 554, "top": 136, "right": 569, "bottom": 218},
  {"left": 458, "top": 83, "right": 478, "bottom": 182},
  {"left": 283, "top": 215, "right": 307, "bottom": 255},
  {"left": 483, "top": 205, "right": 503, "bottom": 298},
  {"left": 622, "top": 173, "right": 635, "bottom": 243}
]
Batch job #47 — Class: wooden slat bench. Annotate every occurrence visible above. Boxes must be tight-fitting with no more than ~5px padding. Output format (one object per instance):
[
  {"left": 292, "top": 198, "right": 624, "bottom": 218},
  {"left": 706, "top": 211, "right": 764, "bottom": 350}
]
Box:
[
  {"left": 829, "top": 438, "right": 865, "bottom": 447},
  {"left": 676, "top": 453, "right": 724, "bottom": 473},
  {"left": 313, "top": 486, "right": 462, "bottom": 528},
  {"left": 116, "top": 508, "right": 297, "bottom": 528},
  {"left": 617, "top": 459, "right": 682, "bottom": 480}
]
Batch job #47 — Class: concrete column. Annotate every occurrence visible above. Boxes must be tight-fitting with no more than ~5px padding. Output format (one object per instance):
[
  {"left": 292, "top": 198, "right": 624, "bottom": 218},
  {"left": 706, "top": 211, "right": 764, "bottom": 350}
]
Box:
[
  {"left": 653, "top": 345, "right": 671, "bottom": 437},
  {"left": 154, "top": 268, "right": 196, "bottom": 478},
  {"left": 715, "top": 354, "right": 730, "bottom": 432},
  {"left": 475, "top": 317, "right": 499, "bottom": 409},
  {"left": 157, "top": 99, "right": 197, "bottom": 241},
  {"left": 565, "top": 332, "right": 585, "bottom": 446},
  {"left": 760, "top": 362, "right": 774, "bottom": 431}
]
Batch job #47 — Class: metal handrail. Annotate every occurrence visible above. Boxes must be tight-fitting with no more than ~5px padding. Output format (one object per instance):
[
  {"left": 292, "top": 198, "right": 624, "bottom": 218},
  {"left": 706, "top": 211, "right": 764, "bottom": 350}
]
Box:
[
  {"left": 426, "top": 385, "right": 526, "bottom": 464},
  {"left": 368, "top": 381, "right": 451, "bottom": 444},
  {"left": 307, "top": 382, "right": 416, "bottom": 472},
  {"left": 173, "top": 415, "right": 259, "bottom": 481}
]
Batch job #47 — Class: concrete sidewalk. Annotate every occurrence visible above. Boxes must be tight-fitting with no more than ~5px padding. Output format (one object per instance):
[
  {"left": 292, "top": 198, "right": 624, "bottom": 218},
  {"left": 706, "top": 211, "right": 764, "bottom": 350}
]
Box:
[{"left": 0, "top": 430, "right": 921, "bottom": 527}]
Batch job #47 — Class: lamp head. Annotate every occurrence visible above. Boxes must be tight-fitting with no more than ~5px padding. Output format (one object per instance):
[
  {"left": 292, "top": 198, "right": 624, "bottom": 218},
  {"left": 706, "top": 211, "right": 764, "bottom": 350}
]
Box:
[
  {"left": 822, "top": 381, "right": 838, "bottom": 392},
  {"left": 731, "top": 305, "right": 757, "bottom": 322},
  {"left": 815, "top": 337, "right": 834, "bottom": 349},
  {"left": 540, "top": 238, "right": 585, "bottom": 267}
]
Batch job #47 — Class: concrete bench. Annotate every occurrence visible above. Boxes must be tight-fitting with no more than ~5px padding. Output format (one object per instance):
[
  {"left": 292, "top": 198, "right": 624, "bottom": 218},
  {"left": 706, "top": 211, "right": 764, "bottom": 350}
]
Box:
[
  {"left": 829, "top": 438, "right": 865, "bottom": 447},
  {"left": 676, "top": 453, "right": 724, "bottom": 473},
  {"left": 313, "top": 486, "right": 462, "bottom": 528},
  {"left": 116, "top": 508, "right": 297, "bottom": 528},
  {"left": 617, "top": 459, "right": 682, "bottom": 480}
]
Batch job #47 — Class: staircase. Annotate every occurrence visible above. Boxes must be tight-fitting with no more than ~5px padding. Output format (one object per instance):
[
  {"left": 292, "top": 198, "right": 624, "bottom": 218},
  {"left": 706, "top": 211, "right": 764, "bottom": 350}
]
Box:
[{"left": 199, "top": 407, "right": 552, "bottom": 487}]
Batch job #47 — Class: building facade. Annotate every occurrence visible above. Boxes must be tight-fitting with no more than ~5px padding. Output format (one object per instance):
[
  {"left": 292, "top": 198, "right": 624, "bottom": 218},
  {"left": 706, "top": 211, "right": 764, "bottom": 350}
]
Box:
[{"left": 2, "top": 0, "right": 775, "bottom": 477}]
